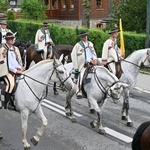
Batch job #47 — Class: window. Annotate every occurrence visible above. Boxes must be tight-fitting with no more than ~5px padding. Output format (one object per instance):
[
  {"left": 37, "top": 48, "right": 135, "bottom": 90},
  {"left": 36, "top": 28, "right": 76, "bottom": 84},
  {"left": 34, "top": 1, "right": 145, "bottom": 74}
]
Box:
[
  {"left": 52, "top": 0, "right": 58, "bottom": 10},
  {"left": 44, "top": 0, "right": 50, "bottom": 9},
  {"left": 62, "top": 0, "right": 67, "bottom": 9},
  {"left": 70, "top": 0, "right": 74, "bottom": 9},
  {"left": 96, "top": 0, "right": 103, "bottom": 9}
]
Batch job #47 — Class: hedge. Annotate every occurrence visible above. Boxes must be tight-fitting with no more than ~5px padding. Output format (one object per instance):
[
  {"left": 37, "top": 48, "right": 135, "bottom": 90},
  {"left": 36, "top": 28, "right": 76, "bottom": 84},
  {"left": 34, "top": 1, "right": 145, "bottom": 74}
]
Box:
[{"left": 7, "top": 20, "right": 146, "bottom": 57}]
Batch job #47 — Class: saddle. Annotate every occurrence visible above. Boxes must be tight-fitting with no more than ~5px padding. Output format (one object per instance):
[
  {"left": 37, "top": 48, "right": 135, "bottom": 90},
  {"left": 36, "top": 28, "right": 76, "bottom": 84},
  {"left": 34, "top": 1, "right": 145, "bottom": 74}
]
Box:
[
  {"left": 0, "top": 76, "right": 19, "bottom": 110},
  {"left": 35, "top": 43, "right": 52, "bottom": 59},
  {"left": 115, "top": 61, "right": 123, "bottom": 79},
  {"left": 105, "top": 61, "right": 123, "bottom": 79}
]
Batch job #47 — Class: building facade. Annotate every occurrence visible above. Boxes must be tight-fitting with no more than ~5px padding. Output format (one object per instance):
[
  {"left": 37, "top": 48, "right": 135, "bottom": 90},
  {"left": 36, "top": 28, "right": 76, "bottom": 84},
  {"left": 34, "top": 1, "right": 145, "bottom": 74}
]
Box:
[{"left": 44, "top": 0, "right": 119, "bottom": 28}]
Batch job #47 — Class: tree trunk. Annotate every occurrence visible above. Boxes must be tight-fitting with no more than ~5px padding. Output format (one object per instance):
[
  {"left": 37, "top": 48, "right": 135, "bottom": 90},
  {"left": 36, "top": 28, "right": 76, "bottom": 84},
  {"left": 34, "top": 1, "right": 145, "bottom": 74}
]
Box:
[{"left": 82, "top": 0, "right": 91, "bottom": 28}]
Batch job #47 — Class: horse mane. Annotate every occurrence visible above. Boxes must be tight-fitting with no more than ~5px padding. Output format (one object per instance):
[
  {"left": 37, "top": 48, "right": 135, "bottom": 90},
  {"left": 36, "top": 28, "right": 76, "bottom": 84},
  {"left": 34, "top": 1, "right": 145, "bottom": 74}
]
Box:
[
  {"left": 23, "top": 59, "right": 53, "bottom": 74},
  {"left": 125, "top": 49, "right": 148, "bottom": 60},
  {"left": 95, "top": 66, "right": 118, "bottom": 81}
]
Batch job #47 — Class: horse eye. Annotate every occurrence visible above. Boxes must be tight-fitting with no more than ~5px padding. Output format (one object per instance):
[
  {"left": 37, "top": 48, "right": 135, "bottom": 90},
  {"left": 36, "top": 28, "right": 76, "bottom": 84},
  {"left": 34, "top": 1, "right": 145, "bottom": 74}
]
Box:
[{"left": 58, "top": 70, "right": 64, "bottom": 74}]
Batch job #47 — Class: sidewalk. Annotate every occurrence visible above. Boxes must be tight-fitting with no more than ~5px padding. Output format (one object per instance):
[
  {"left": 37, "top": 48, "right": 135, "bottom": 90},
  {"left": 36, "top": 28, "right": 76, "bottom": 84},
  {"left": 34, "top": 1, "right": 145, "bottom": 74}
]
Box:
[{"left": 134, "top": 72, "right": 150, "bottom": 93}]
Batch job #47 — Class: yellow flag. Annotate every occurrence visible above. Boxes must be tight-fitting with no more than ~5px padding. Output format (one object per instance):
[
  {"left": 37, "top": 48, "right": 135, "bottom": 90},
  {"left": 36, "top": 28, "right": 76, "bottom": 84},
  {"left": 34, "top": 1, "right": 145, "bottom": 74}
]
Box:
[{"left": 119, "top": 18, "right": 125, "bottom": 55}]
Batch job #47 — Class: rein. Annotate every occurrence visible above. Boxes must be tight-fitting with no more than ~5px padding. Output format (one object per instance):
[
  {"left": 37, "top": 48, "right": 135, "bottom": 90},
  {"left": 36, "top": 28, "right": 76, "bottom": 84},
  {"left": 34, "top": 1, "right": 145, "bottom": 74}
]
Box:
[
  {"left": 122, "top": 52, "right": 150, "bottom": 68},
  {"left": 122, "top": 60, "right": 141, "bottom": 68}
]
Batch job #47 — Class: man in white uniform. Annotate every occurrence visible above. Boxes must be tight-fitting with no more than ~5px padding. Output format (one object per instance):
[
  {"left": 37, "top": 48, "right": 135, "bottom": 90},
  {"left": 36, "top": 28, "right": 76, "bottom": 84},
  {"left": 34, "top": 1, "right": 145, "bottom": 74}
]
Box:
[
  {"left": 0, "top": 20, "right": 12, "bottom": 45},
  {"left": 101, "top": 28, "right": 124, "bottom": 75},
  {"left": 35, "top": 22, "right": 53, "bottom": 59},
  {"left": 71, "top": 30, "right": 98, "bottom": 99},
  {"left": 0, "top": 32, "right": 23, "bottom": 109}
]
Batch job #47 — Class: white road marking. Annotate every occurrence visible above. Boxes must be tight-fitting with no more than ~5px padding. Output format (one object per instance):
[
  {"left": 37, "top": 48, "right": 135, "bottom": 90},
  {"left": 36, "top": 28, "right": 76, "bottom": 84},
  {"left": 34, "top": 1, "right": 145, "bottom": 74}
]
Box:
[
  {"left": 42, "top": 99, "right": 133, "bottom": 143},
  {"left": 104, "top": 127, "right": 133, "bottom": 143},
  {"left": 42, "top": 99, "right": 82, "bottom": 117}
]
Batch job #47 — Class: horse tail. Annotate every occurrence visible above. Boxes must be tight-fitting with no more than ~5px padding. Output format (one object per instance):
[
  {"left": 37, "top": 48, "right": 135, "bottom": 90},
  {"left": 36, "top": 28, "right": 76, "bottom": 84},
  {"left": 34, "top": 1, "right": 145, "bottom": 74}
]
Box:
[{"left": 132, "top": 121, "right": 150, "bottom": 150}]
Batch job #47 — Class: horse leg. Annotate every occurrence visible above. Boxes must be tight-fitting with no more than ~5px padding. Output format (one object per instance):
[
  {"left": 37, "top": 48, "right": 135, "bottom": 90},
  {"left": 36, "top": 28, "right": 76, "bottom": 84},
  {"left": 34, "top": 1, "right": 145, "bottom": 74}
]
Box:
[
  {"left": 87, "top": 100, "right": 95, "bottom": 114},
  {"left": 65, "top": 88, "right": 77, "bottom": 123},
  {"left": 30, "top": 105, "right": 48, "bottom": 146},
  {"left": 121, "top": 89, "right": 133, "bottom": 127},
  {"left": 89, "top": 98, "right": 106, "bottom": 134},
  {"left": 21, "top": 109, "right": 31, "bottom": 149},
  {"left": 53, "top": 82, "right": 59, "bottom": 95}
]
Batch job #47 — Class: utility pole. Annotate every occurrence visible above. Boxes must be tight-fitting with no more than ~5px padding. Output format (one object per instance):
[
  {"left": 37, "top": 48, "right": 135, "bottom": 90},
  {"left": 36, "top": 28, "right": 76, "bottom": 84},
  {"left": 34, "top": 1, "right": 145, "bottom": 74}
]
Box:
[{"left": 145, "top": 0, "right": 150, "bottom": 48}]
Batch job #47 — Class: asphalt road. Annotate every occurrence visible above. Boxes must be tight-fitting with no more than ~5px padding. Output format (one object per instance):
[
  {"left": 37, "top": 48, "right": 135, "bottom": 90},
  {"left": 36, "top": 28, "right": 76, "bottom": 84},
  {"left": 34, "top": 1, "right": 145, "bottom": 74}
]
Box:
[{"left": 0, "top": 85, "right": 150, "bottom": 150}]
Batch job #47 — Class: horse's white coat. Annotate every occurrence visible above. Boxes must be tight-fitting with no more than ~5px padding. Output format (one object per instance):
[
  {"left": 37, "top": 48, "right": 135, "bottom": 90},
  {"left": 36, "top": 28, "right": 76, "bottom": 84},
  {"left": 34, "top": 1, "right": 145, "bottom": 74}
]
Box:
[
  {"left": 15, "top": 58, "right": 73, "bottom": 148},
  {"left": 64, "top": 63, "right": 128, "bottom": 133},
  {"left": 118, "top": 49, "right": 150, "bottom": 126}
]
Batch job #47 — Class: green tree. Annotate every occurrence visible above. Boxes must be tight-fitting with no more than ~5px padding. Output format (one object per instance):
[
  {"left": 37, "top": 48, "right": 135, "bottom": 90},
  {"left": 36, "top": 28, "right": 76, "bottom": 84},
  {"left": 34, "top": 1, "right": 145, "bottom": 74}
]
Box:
[
  {"left": 82, "top": 0, "right": 91, "bottom": 28},
  {"left": 20, "top": 0, "right": 47, "bottom": 20},
  {"left": 112, "top": 0, "right": 146, "bottom": 33},
  {"left": 0, "top": 0, "right": 9, "bottom": 11}
]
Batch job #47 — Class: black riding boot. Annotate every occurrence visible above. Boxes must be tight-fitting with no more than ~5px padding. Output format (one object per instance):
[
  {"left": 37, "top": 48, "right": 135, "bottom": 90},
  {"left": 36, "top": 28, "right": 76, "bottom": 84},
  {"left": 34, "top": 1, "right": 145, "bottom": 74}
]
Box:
[
  {"left": 53, "top": 82, "right": 59, "bottom": 95},
  {"left": 4, "top": 92, "right": 11, "bottom": 109}
]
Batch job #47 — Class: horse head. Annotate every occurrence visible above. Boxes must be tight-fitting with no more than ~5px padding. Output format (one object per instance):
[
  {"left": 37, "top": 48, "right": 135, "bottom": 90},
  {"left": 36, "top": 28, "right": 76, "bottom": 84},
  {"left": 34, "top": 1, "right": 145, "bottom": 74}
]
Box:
[
  {"left": 109, "top": 81, "right": 128, "bottom": 103},
  {"left": 142, "top": 49, "right": 150, "bottom": 68},
  {"left": 53, "top": 57, "right": 73, "bottom": 91}
]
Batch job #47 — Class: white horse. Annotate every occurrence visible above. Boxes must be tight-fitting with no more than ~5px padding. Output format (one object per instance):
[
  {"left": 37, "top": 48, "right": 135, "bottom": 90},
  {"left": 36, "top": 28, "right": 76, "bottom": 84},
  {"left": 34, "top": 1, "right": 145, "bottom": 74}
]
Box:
[
  {"left": 118, "top": 48, "right": 150, "bottom": 126},
  {"left": 13, "top": 56, "right": 74, "bottom": 149},
  {"left": 64, "top": 63, "right": 128, "bottom": 134},
  {"left": 96, "top": 48, "right": 150, "bottom": 127}
]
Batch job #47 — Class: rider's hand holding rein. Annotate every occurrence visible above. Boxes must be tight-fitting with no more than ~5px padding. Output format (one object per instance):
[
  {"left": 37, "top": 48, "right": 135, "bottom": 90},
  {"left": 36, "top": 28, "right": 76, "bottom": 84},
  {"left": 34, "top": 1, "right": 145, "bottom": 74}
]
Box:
[
  {"left": 90, "top": 59, "right": 97, "bottom": 65},
  {"left": 16, "top": 68, "right": 23, "bottom": 74}
]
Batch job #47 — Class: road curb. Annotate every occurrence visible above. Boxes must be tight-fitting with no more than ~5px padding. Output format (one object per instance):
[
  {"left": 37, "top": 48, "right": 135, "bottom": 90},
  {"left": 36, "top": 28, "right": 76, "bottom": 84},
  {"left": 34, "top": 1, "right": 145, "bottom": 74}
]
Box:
[{"left": 134, "top": 86, "right": 150, "bottom": 94}]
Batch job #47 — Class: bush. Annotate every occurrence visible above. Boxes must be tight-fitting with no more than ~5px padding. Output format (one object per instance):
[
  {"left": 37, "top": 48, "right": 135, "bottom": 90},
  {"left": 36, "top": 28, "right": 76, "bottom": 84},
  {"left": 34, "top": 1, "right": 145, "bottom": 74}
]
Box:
[
  {"left": 7, "top": 20, "right": 146, "bottom": 57},
  {"left": 20, "top": 0, "right": 47, "bottom": 20},
  {"left": 7, "top": 11, "right": 15, "bottom": 20}
]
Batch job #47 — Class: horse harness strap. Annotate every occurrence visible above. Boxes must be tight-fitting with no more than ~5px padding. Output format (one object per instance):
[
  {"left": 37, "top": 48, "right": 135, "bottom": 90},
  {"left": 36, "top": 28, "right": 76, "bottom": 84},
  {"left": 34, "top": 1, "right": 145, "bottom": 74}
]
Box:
[
  {"left": 122, "top": 60, "right": 141, "bottom": 68},
  {"left": 22, "top": 74, "right": 48, "bottom": 102},
  {"left": 93, "top": 67, "right": 121, "bottom": 100}
]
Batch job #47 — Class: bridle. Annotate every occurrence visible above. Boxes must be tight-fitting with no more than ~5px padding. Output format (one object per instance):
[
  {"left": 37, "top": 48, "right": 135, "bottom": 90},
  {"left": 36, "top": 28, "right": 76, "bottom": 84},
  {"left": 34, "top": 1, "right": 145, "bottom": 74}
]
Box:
[
  {"left": 93, "top": 67, "right": 122, "bottom": 101},
  {"left": 122, "top": 50, "right": 150, "bottom": 68},
  {"left": 18, "top": 61, "right": 70, "bottom": 102}
]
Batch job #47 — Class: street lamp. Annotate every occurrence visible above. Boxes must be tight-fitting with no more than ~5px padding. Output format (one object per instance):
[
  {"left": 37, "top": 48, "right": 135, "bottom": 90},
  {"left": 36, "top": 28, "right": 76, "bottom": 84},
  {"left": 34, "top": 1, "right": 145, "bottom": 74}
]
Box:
[{"left": 145, "top": 0, "right": 150, "bottom": 48}]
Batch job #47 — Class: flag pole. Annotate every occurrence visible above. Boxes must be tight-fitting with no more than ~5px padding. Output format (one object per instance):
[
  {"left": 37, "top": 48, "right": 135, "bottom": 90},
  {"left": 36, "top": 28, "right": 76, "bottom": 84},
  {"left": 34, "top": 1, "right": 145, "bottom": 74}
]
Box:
[{"left": 119, "top": 18, "right": 125, "bottom": 56}]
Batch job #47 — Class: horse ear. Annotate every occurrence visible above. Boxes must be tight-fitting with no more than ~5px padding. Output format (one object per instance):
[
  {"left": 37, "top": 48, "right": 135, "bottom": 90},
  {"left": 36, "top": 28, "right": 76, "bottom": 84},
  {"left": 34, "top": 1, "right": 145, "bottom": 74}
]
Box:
[
  {"left": 147, "top": 49, "right": 150, "bottom": 55},
  {"left": 118, "top": 82, "right": 128, "bottom": 88},
  {"left": 59, "top": 54, "right": 64, "bottom": 62}
]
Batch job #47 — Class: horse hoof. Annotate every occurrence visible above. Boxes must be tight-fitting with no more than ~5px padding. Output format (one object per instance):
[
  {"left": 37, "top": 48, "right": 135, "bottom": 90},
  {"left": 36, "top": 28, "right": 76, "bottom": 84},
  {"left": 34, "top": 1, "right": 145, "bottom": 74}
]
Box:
[
  {"left": 90, "top": 109, "right": 95, "bottom": 114},
  {"left": 71, "top": 117, "right": 77, "bottom": 123},
  {"left": 122, "top": 116, "right": 127, "bottom": 120},
  {"left": 30, "top": 137, "right": 38, "bottom": 146},
  {"left": 54, "top": 91, "right": 59, "bottom": 95},
  {"left": 24, "top": 147, "right": 31, "bottom": 150},
  {"left": 127, "top": 122, "right": 133, "bottom": 127},
  {"left": 90, "top": 121, "right": 95, "bottom": 128},
  {"left": 65, "top": 112, "right": 71, "bottom": 117},
  {"left": 98, "top": 129, "right": 106, "bottom": 135}
]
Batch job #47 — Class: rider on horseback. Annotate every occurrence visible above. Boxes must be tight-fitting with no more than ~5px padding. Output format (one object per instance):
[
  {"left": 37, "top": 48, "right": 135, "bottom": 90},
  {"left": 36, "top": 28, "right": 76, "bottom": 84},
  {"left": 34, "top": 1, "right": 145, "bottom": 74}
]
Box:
[
  {"left": 71, "top": 30, "right": 98, "bottom": 99},
  {"left": 35, "top": 22, "right": 54, "bottom": 60},
  {"left": 0, "top": 32, "right": 23, "bottom": 109},
  {"left": 101, "top": 28, "right": 124, "bottom": 76}
]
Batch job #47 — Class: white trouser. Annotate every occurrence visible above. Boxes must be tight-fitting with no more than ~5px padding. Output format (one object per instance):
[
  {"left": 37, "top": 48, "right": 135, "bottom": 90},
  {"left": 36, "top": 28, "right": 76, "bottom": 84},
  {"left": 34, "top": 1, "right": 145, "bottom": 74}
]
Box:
[{"left": 76, "top": 68, "right": 86, "bottom": 94}]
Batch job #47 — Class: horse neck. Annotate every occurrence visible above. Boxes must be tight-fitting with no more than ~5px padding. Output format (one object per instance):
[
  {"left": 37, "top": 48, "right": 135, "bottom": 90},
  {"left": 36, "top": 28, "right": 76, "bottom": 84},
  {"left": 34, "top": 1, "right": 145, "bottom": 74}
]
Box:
[
  {"left": 95, "top": 67, "right": 118, "bottom": 87},
  {"left": 123, "top": 49, "right": 146, "bottom": 77},
  {"left": 24, "top": 60, "right": 54, "bottom": 84}
]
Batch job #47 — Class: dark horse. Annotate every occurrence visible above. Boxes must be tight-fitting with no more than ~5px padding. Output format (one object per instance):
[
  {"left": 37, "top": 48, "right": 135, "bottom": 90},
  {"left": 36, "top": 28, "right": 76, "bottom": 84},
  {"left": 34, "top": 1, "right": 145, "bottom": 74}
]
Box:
[
  {"left": 132, "top": 121, "right": 150, "bottom": 150},
  {"left": 25, "top": 44, "right": 73, "bottom": 69},
  {"left": 14, "top": 40, "right": 73, "bottom": 95}
]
